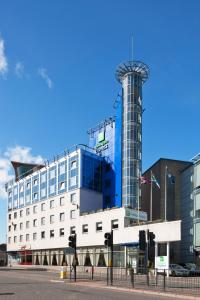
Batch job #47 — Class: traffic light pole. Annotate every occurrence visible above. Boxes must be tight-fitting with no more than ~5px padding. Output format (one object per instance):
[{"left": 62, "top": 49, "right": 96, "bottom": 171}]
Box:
[
  {"left": 74, "top": 234, "right": 77, "bottom": 282},
  {"left": 110, "top": 230, "right": 113, "bottom": 286}
]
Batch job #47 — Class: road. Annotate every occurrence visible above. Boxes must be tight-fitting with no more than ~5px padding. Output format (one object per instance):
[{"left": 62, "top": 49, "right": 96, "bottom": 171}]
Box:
[{"left": 0, "top": 269, "right": 184, "bottom": 300}]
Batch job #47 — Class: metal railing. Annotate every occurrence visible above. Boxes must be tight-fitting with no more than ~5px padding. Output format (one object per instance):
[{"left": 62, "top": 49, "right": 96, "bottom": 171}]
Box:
[{"left": 68, "top": 266, "right": 200, "bottom": 296}]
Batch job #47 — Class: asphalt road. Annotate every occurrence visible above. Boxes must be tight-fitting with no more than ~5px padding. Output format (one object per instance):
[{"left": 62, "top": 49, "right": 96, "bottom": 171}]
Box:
[{"left": 0, "top": 269, "right": 183, "bottom": 300}]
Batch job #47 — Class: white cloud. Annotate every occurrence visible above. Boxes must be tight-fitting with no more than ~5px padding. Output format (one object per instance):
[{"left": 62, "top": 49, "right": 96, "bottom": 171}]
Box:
[
  {"left": 38, "top": 67, "right": 53, "bottom": 89},
  {"left": 0, "top": 146, "right": 44, "bottom": 200},
  {"left": 0, "top": 36, "right": 8, "bottom": 76},
  {"left": 15, "top": 61, "right": 24, "bottom": 78}
]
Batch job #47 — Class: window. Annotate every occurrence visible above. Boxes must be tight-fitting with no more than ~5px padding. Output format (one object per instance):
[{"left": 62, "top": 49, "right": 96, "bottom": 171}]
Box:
[
  {"left": 50, "top": 215, "right": 55, "bottom": 224},
  {"left": 196, "top": 209, "right": 200, "bottom": 218},
  {"left": 9, "top": 191, "right": 12, "bottom": 197},
  {"left": 59, "top": 181, "right": 65, "bottom": 190},
  {"left": 50, "top": 230, "right": 54, "bottom": 238},
  {"left": 50, "top": 200, "right": 54, "bottom": 209},
  {"left": 33, "top": 192, "right": 38, "bottom": 200},
  {"left": 41, "top": 231, "right": 45, "bottom": 239},
  {"left": 60, "top": 212, "right": 65, "bottom": 222},
  {"left": 8, "top": 225, "right": 11, "bottom": 232},
  {"left": 71, "top": 160, "right": 77, "bottom": 169},
  {"left": 26, "top": 208, "right": 30, "bottom": 216},
  {"left": 70, "top": 176, "right": 76, "bottom": 187},
  {"left": 70, "top": 210, "right": 76, "bottom": 219},
  {"left": 14, "top": 236, "right": 17, "bottom": 243},
  {"left": 9, "top": 214, "right": 11, "bottom": 220},
  {"left": 59, "top": 164, "right": 65, "bottom": 174},
  {"left": 33, "top": 219, "right": 37, "bottom": 227},
  {"left": 26, "top": 221, "right": 30, "bottom": 229},
  {"left": 26, "top": 182, "right": 31, "bottom": 189},
  {"left": 26, "top": 234, "right": 30, "bottom": 241},
  {"left": 96, "top": 222, "right": 102, "bottom": 232},
  {"left": 20, "top": 235, "right": 23, "bottom": 242},
  {"left": 70, "top": 193, "right": 76, "bottom": 203},
  {"left": 33, "top": 233, "right": 37, "bottom": 240},
  {"left": 82, "top": 224, "right": 88, "bottom": 234},
  {"left": 33, "top": 179, "right": 38, "bottom": 186},
  {"left": 20, "top": 222, "right": 23, "bottom": 230},
  {"left": 41, "top": 203, "right": 45, "bottom": 211},
  {"left": 60, "top": 197, "right": 64, "bottom": 206},
  {"left": 20, "top": 210, "right": 23, "bottom": 217},
  {"left": 41, "top": 173, "right": 46, "bottom": 184},
  {"left": 20, "top": 185, "right": 24, "bottom": 192},
  {"left": 50, "top": 169, "right": 56, "bottom": 179},
  {"left": 41, "top": 217, "right": 45, "bottom": 226},
  {"left": 111, "top": 219, "right": 119, "bottom": 230},
  {"left": 50, "top": 185, "right": 55, "bottom": 194},
  {"left": 8, "top": 237, "right": 11, "bottom": 244},
  {"left": 41, "top": 188, "right": 46, "bottom": 198},
  {"left": 14, "top": 212, "right": 17, "bottom": 219},
  {"left": 33, "top": 205, "right": 37, "bottom": 213},
  {"left": 70, "top": 226, "right": 76, "bottom": 235},
  {"left": 14, "top": 224, "right": 17, "bottom": 231},
  {"left": 60, "top": 228, "right": 64, "bottom": 237}
]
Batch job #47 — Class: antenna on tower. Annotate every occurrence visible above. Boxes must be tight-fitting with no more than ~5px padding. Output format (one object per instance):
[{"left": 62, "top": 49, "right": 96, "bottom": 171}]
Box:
[{"left": 131, "top": 34, "right": 134, "bottom": 61}]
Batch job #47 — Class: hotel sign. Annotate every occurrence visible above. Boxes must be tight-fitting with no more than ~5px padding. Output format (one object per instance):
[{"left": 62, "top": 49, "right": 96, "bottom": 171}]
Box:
[
  {"left": 95, "top": 131, "right": 109, "bottom": 150},
  {"left": 125, "top": 208, "right": 147, "bottom": 221}
]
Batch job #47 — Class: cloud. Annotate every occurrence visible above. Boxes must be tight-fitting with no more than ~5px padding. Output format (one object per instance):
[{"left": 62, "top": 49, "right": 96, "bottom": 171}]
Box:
[
  {"left": 0, "top": 36, "right": 8, "bottom": 76},
  {"left": 15, "top": 61, "right": 24, "bottom": 78},
  {"left": 38, "top": 67, "right": 53, "bottom": 89},
  {"left": 0, "top": 146, "right": 44, "bottom": 200}
]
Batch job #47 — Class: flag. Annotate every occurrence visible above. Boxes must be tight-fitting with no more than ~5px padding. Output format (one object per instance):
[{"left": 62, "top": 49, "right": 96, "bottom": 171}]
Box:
[
  {"left": 151, "top": 173, "right": 160, "bottom": 188},
  {"left": 140, "top": 176, "right": 151, "bottom": 185}
]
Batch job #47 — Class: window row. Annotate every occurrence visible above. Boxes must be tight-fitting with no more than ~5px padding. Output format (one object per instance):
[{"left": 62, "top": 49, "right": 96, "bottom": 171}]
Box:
[
  {"left": 8, "top": 220, "right": 119, "bottom": 241},
  {"left": 8, "top": 193, "right": 76, "bottom": 220}
]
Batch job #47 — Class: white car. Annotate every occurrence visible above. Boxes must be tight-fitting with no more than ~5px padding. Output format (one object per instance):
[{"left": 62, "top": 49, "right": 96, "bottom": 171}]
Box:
[{"left": 169, "top": 264, "right": 190, "bottom": 277}]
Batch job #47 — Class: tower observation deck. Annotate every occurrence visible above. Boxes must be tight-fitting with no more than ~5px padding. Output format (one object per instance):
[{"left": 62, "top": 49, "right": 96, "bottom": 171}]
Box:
[{"left": 116, "top": 60, "right": 149, "bottom": 209}]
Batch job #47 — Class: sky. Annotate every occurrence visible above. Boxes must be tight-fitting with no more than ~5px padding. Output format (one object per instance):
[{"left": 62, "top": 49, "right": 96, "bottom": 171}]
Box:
[{"left": 0, "top": 0, "right": 200, "bottom": 243}]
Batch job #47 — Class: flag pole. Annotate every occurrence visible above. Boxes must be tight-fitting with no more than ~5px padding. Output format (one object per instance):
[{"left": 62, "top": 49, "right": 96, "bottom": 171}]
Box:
[
  {"left": 150, "top": 170, "right": 152, "bottom": 222},
  {"left": 164, "top": 166, "right": 167, "bottom": 221}
]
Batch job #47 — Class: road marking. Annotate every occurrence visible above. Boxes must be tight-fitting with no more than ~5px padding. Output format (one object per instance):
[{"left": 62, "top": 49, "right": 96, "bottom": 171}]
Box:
[{"left": 50, "top": 280, "right": 65, "bottom": 283}]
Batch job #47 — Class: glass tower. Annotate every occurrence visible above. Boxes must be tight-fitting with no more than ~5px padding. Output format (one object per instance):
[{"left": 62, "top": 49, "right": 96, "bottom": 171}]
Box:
[{"left": 116, "top": 61, "right": 149, "bottom": 209}]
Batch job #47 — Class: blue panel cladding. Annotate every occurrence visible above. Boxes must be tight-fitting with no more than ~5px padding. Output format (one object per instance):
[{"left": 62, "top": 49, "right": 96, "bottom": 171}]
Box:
[
  {"left": 49, "top": 166, "right": 57, "bottom": 196},
  {"left": 114, "top": 97, "right": 122, "bottom": 207},
  {"left": 58, "top": 161, "right": 67, "bottom": 194},
  {"left": 32, "top": 175, "right": 39, "bottom": 203},
  {"left": 88, "top": 121, "right": 116, "bottom": 208}
]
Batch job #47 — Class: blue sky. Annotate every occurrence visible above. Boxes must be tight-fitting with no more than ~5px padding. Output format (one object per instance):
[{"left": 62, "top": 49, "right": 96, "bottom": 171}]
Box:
[{"left": 0, "top": 0, "right": 200, "bottom": 242}]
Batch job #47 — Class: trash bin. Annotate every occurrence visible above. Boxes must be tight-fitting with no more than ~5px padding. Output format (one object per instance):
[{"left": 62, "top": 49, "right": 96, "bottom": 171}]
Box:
[{"left": 60, "top": 266, "right": 67, "bottom": 279}]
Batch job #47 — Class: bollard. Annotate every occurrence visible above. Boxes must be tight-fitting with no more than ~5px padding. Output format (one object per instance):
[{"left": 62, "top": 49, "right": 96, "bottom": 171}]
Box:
[
  {"left": 130, "top": 268, "right": 134, "bottom": 288},
  {"left": 91, "top": 265, "right": 94, "bottom": 280},
  {"left": 163, "top": 269, "right": 166, "bottom": 291},
  {"left": 60, "top": 266, "right": 67, "bottom": 279}
]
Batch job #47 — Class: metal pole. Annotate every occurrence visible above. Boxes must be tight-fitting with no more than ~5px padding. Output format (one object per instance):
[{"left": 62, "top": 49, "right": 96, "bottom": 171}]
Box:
[
  {"left": 74, "top": 234, "right": 77, "bottom": 282},
  {"left": 164, "top": 166, "right": 167, "bottom": 221},
  {"left": 110, "top": 230, "right": 113, "bottom": 286},
  {"left": 150, "top": 170, "right": 153, "bottom": 222}
]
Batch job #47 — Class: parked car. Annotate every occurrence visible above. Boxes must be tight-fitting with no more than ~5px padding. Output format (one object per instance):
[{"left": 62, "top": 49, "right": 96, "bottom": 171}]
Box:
[
  {"left": 179, "top": 263, "right": 200, "bottom": 276},
  {"left": 169, "top": 264, "right": 190, "bottom": 277}
]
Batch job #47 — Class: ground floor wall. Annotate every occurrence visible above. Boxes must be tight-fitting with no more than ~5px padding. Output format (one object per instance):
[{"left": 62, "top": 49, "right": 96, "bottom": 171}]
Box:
[{"left": 8, "top": 246, "right": 140, "bottom": 268}]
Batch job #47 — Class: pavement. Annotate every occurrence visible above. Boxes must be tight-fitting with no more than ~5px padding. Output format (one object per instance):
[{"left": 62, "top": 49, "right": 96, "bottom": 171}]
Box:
[{"left": 0, "top": 269, "right": 199, "bottom": 300}]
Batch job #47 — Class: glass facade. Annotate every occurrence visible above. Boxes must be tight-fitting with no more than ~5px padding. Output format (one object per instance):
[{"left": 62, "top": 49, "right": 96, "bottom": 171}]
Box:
[
  {"left": 122, "top": 73, "right": 142, "bottom": 208},
  {"left": 82, "top": 153, "right": 102, "bottom": 192},
  {"left": 7, "top": 149, "right": 103, "bottom": 210}
]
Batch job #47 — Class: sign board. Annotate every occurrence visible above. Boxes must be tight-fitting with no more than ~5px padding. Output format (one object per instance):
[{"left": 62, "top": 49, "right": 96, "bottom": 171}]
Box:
[
  {"left": 98, "top": 131, "right": 105, "bottom": 142},
  {"left": 155, "top": 256, "right": 168, "bottom": 270},
  {"left": 125, "top": 208, "right": 147, "bottom": 221}
]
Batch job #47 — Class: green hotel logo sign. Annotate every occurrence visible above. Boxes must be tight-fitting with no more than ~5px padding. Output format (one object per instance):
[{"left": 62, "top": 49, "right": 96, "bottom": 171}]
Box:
[
  {"left": 95, "top": 131, "right": 108, "bottom": 149},
  {"left": 98, "top": 131, "right": 105, "bottom": 142}
]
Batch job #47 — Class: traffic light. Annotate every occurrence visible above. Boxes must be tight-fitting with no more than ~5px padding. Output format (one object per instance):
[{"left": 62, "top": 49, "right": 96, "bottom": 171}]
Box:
[
  {"left": 68, "top": 234, "right": 76, "bottom": 249},
  {"left": 104, "top": 232, "right": 113, "bottom": 247},
  {"left": 148, "top": 231, "right": 155, "bottom": 248},
  {"left": 139, "top": 230, "right": 146, "bottom": 251}
]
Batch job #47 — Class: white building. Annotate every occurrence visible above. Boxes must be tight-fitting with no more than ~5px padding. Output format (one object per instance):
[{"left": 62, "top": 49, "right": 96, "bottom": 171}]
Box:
[{"left": 6, "top": 146, "right": 181, "bottom": 268}]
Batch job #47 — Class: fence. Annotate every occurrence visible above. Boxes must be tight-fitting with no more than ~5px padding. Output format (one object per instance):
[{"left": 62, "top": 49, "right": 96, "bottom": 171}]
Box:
[{"left": 68, "top": 266, "right": 200, "bottom": 296}]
